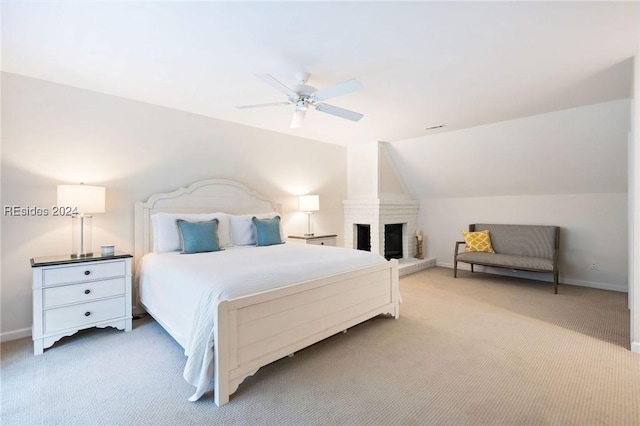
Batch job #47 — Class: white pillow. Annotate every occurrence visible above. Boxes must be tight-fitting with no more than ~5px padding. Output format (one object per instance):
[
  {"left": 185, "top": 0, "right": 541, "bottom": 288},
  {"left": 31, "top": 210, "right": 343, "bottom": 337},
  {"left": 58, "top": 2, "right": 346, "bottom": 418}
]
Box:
[
  {"left": 229, "top": 212, "right": 280, "bottom": 246},
  {"left": 152, "top": 212, "right": 231, "bottom": 252}
]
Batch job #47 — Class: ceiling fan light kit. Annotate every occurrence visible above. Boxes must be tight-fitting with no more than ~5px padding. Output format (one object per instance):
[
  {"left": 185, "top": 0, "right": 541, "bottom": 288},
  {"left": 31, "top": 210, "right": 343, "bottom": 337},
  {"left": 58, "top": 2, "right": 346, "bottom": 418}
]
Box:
[
  {"left": 291, "top": 109, "right": 306, "bottom": 129},
  {"left": 237, "top": 72, "right": 364, "bottom": 128}
]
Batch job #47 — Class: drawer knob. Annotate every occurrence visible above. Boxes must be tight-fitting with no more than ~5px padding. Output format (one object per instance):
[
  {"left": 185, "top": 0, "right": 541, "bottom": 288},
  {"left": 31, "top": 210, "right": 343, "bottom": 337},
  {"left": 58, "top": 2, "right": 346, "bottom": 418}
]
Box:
[
  {"left": 84, "top": 270, "right": 91, "bottom": 276},
  {"left": 321, "top": 242, "right": 325, "bottom": 245},
  {"left": 84, "top": 311, "right": 91, "bottom": 317},
  {"left": 84, "top": 289, "right": 91, "bottom": 294}
]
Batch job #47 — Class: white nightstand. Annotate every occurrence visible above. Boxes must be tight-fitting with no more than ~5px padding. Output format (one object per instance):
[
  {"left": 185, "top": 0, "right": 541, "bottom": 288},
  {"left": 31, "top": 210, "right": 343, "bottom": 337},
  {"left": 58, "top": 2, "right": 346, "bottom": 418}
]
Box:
[
  {"left": 31, "top": 252, "right": 133, "bottom": 355},
  {"left": 288, "top": 235, "right": 337, "bottom": 247}
]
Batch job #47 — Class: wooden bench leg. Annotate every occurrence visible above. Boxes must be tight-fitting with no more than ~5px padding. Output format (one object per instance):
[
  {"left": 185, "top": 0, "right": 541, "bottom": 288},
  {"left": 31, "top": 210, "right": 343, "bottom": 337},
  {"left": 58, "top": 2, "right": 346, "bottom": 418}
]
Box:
[
  {"left": 454, "top": 258, "right": 458, "bottom": 278},
  {"left": 554, "top": 270, "right": 559, "bottom": 294},
  {"left": 471, "top": 264, "right": 474, "bottom": 273}
]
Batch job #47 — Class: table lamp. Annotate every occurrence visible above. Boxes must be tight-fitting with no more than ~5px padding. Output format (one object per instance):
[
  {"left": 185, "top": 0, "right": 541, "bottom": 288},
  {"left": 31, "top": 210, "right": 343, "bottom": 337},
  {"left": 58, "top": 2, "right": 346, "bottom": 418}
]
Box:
[
  {"left": 298, "top": 194, "right": 320, "bottom": 236},
  {"left": 57, "top": 184, "right": 106, "bottom": 258}
]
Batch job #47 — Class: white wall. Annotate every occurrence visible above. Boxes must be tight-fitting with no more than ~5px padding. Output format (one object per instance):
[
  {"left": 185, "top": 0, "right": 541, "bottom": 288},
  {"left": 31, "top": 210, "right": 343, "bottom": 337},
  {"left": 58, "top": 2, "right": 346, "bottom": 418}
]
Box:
[
  {"left": 388, "top": 100, "right": 630, "bottom": 291},
  {"left": 346, "top": 141, "right": 410, "bottom": 200},
  {"left": 0, "top": 72, "right": 347, "bottom": 339}
]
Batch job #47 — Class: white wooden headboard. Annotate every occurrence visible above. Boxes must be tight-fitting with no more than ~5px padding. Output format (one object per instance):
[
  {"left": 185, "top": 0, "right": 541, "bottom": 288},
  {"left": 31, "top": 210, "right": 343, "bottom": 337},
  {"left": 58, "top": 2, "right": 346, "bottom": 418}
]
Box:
[{"left": 134, "top": 178, "right": 281, "bottom": 267}]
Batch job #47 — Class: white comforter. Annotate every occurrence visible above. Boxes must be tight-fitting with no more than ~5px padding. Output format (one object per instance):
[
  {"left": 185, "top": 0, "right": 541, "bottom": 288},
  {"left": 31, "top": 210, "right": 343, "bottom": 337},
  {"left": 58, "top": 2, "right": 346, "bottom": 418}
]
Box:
[{"left": 138, "top": 243, "right": 388, "bottom": 401}]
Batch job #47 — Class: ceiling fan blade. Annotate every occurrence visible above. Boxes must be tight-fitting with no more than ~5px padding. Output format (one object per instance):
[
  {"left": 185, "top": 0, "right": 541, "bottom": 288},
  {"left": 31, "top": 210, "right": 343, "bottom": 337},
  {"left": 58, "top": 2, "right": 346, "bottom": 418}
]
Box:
[
  {"left": 291, "top": 109, "right": 307, "bottom": 128},
  {"left": 236, "top": 101, "right": 291, "bottom": 109},
  {"left": 257, "top": 74, "right": 299, "bottom": 99},
  {"left": 312, "top": 79, "right": 362, "bottom": 101},
  {"left": 315, "top": 103, "right": 363, "bottom": 122}
]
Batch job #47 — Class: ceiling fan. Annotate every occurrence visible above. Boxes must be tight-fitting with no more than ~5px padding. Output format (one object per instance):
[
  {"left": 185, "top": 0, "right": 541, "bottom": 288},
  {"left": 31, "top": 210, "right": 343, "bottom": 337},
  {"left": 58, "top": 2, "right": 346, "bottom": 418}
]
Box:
[{"left": 236, "top": 72, "right": 364, "bottom": 128}]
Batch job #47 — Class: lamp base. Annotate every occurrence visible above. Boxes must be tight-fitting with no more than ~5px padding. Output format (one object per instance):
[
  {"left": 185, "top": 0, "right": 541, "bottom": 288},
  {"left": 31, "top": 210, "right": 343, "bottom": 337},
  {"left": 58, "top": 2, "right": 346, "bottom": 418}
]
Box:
[
  {"left": 305, "top": 212, "right": 315, "bottom": 238},
  {"left": 71, "top": 214, "right": 93, "bottom": 259}
]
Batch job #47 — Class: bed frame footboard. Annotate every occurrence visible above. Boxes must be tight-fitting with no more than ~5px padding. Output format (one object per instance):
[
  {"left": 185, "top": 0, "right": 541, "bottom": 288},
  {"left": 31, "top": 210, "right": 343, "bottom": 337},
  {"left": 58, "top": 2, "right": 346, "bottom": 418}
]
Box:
[{"left": 214, "top": 259, "right": 399, "bottom": 406}]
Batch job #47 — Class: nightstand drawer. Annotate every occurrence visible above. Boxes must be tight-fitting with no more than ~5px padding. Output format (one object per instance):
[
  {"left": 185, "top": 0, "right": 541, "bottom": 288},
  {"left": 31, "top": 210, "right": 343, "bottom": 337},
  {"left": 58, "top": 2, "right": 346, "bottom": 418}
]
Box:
[
  {"left": 43, "top": 261, "right": 126, "bottom": 286},
  {"left": 43, "top": 278, "right": 125, "bottom": 308},
  {"left": 288, "top": 235, "right": 337, "bottom": 246},
  {"left": 306, "top": 237, "right": 336, "bottom": 246},
  {"left": 44, "top": 297, "right": 125, "bottom": 333}
]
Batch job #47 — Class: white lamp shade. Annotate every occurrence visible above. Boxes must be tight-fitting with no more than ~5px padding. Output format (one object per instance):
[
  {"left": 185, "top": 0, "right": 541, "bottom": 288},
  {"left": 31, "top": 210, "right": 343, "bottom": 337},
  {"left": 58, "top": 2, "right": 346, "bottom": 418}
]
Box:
[
  {"left": 298, "top": 194, "right": 320, "bottom": 212},
  {"left": 57, "top": 185, "right": 106, "bottom": 214}
]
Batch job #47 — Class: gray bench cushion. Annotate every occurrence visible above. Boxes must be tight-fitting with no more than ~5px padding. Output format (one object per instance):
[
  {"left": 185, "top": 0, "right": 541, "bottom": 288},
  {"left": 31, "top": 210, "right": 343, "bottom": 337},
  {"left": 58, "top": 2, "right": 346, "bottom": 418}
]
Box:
[
  {"left": 473, "top": 224, "right": 557, "bottom": 259},
  {"left": 456, "top": 251, "right": 554, "bottom": 271}
]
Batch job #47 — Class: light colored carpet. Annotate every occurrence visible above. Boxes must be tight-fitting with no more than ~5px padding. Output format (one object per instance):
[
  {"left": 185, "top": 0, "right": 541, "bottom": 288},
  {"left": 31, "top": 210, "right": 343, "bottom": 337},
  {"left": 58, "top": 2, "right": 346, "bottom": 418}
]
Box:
[{"left": 2, "top": 267, "right": 639, "bottom": 425}]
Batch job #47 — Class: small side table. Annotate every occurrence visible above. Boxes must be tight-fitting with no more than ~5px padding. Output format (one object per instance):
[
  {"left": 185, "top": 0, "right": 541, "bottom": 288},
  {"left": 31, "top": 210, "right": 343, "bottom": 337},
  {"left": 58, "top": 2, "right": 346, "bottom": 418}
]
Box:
[
  {"left": 288, "top": 235, "right": 337, "bottom": 247},
  {"left": 31, "top": 252, "right": 133, "bottom": 355}
]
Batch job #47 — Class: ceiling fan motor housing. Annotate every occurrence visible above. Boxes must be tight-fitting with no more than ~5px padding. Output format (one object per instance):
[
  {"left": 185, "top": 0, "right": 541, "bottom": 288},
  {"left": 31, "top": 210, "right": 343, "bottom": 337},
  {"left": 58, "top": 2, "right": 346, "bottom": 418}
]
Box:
[
  {"left": 292, "top": 84, "right": 317, "bottom": 97},
  {"left": 292, "top": 72, "right": 316, "bottom": 97}
]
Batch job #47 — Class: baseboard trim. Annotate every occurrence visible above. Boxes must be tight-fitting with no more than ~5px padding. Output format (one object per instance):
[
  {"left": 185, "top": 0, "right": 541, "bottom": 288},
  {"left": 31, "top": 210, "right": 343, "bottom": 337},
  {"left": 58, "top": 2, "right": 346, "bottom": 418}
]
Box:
[
  {"left": 632, "top": 341, "right": 640, "bottom": 354},
  {"left": 438, "top": 261, "right": 628, "bottom": 293},
  {"left": 561, "top": 277, "right": 627, "bottom": 293},
  {"left": 1, "top": 327, "right": 32, "bottom": 343}
]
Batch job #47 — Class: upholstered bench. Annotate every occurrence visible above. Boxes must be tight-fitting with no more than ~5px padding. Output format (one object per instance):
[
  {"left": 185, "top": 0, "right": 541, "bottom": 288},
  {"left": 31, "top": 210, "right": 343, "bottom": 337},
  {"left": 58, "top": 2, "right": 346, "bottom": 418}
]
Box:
[{"left": 453, "top": 224, "right": 560, "bottom": 293}]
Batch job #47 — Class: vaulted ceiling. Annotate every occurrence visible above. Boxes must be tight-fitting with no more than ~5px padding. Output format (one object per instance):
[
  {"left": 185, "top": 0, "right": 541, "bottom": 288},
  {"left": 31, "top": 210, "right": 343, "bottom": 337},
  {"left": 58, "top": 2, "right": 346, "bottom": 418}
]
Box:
[{"left": 2, "top": 1, "right": 638, "bottom": 146}]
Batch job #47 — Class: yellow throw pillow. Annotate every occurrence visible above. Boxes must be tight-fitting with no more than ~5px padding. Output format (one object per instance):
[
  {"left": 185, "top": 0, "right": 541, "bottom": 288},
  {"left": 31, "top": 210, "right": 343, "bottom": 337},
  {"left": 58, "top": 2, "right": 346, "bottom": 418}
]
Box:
[{"left": 462, "top": 230, "right": 495, "bottom": 253}]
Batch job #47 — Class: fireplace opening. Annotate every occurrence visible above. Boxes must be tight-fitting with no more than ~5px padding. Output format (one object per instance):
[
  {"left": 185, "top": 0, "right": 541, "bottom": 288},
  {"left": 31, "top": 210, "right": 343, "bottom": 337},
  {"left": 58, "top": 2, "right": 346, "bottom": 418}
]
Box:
[
  {"left": 384, "top": 223, "right": 403, "bottom": 260},
  {"left": 356, "top": 224, "right": 371, "bottom": 252}
]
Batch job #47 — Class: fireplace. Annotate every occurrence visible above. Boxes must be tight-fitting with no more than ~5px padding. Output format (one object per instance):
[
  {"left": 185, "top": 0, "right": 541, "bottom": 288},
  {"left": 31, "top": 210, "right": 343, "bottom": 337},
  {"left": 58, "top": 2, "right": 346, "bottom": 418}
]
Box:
[
  {"left": 356, "top": 222, "right": 404, "bottom": 259},
  {"left": 356, "top": 224, "right": 371, "bottom": 252},
  {"left": 343, "top": 141, "right": 428, "bottom": 274},
  {"left": 384, "top": 224, "right": 403, "bottom": 260},
  {"left": 344, "top": 199, "right": 419, "bottom": 260}
]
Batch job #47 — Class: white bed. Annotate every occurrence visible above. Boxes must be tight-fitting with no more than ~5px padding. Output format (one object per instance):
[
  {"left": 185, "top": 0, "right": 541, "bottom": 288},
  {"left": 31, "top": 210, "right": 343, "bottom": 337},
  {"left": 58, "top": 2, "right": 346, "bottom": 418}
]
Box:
[{"left": 134, "top": 179, "right": 399, "bottom": 406}]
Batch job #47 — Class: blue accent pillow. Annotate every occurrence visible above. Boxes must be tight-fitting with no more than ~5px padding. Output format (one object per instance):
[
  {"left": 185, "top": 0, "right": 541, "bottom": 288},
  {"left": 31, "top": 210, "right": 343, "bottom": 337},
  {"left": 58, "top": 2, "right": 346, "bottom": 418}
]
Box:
[
  {"left": 177, "top": 219, "right": 221, "bottom": 254},
  {"left": 252, "top": 216, "right": 283, "bottom": 247}
]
